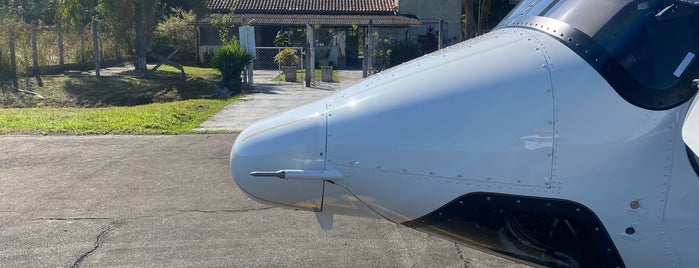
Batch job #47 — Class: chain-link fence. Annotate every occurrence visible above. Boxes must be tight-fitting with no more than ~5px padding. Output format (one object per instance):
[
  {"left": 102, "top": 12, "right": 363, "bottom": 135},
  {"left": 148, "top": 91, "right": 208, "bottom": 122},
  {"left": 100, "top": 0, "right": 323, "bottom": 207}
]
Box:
[{"left": 253, "top": 47, "right": 304, "bottom": 70}]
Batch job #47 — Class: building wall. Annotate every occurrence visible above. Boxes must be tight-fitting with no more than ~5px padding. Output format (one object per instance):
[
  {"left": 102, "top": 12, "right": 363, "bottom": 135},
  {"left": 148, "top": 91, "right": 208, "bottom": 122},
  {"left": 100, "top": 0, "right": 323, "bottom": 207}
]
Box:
[
  {"left": 397, "top": 0, "right": 462, "bottom": 46},
  {"left": 376, "top": 27, "right": 412, "bottom": 42},
  {"left": 195, "top": 0, "right": 465, "bottom": 64}
]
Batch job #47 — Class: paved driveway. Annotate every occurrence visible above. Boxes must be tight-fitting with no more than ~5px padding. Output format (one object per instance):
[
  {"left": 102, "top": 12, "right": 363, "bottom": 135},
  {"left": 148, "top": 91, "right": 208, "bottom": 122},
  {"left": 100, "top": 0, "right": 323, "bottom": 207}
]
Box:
[
  {"left": 0, "top": 134, "right": 527, "bottom": 267},
  {"left": 197, "top": 70, "right": 365, "bottom": 132}
]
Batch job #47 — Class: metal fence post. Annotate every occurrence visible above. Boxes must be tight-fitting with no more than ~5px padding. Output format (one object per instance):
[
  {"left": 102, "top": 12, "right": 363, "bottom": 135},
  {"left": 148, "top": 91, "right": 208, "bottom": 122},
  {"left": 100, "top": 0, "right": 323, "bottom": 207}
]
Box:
[
  {"left": 367, "top": 19, "right": 374, "bottom": 76},
  {"left": 57, "top": 22, "right": 64, "bottom": 66},
  {"left": 8, "top": 26, "right": 19, "bottom": 89},
  {"left": 93, "top": 18, "right": 100, "bottom": 77},
  {"left": 438, "top": 19, "right": 444, "bottom": 50}
]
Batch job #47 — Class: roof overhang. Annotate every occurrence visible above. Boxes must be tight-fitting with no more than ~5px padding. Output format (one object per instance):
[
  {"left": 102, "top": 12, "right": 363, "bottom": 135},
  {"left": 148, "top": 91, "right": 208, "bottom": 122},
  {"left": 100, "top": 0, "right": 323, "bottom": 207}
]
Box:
[{"left": 196, "top": 13, "right": 422, "bottom": 27}]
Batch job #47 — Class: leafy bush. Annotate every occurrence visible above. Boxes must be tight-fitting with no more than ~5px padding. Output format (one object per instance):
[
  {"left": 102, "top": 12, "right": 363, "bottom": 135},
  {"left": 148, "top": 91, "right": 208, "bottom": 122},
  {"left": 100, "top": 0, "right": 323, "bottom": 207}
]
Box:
[
  {"left": 274, "top": 48, "right": 301, "bottom": 67},
  {"left": 210, "top": 41, "right": 253, "bottom": 90},
  {"left": 388, "top": 40, "right": 419, "bottom": 67},
  {"left": 421, "top": 25, "right": 439, "bottom": 54},
  {"left": 374, "top": 38, "right": 419, "bottom": 70}
]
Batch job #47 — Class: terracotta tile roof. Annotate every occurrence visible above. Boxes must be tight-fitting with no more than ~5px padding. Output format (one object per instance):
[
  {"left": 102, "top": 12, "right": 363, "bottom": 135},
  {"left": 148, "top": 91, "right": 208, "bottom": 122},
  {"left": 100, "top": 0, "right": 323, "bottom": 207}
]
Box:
[
  {"left": 202, "top": 0, "right": 417, "bottom": 27},
  {"left": 208, "top": 0, "right": 398, "bottom": 14}
]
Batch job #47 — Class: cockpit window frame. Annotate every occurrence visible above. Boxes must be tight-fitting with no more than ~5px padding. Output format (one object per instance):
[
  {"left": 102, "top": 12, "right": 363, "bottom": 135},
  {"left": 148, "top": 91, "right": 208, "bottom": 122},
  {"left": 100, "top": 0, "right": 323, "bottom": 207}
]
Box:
[{"left": 499, "top": 0, "right": 699, "bottom": 110}]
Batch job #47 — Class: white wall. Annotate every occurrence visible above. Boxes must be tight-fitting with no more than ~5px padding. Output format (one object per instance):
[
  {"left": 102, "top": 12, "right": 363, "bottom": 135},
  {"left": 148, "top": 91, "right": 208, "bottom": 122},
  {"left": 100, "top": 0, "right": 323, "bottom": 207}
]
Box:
[{"left": 397, "top": 0, "right": 462, "bottom": 45}]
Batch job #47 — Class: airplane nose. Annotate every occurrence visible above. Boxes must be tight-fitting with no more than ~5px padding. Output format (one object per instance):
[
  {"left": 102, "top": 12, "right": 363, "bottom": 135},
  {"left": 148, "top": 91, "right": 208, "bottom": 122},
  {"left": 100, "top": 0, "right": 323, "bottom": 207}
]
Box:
[{"left": 230, "top": 100, "right": 328, "bottom": 211}]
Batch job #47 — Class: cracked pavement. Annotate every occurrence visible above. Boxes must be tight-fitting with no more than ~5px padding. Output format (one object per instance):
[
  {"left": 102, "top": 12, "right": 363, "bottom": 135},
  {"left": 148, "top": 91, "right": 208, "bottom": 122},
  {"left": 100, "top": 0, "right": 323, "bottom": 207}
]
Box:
[{"left": 0, "top": 134, "right": 529, "bottom": 267}]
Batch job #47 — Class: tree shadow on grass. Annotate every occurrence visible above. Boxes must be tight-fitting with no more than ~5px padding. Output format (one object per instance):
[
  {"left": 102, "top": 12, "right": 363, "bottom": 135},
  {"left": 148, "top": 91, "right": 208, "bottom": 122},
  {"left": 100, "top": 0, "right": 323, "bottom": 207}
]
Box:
[{"left": 61, "top": 76, "right": 221, "bottom": 107}]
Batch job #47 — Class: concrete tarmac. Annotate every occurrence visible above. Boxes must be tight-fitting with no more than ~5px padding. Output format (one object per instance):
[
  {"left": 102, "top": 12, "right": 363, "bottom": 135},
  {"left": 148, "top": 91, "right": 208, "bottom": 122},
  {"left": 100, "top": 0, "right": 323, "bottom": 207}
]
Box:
[
  {"left": 0, "top": 71, "right": 528, "bottom": 267},
  {"left": 0, "top": 134, "right": 528, "bottom": 267}
]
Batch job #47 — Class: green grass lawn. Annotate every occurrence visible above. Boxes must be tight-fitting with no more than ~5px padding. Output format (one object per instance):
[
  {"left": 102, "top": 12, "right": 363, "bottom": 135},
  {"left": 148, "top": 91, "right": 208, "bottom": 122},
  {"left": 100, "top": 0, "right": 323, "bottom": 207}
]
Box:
[
  {"left": 0, "top": 66, "right": 244, "bottom": 135},
  {"left": 0, "top": 97, "right": 239, "bottom": 135},
  {"left": 149, "top": 65, "right": 221, "bottom": 77}
]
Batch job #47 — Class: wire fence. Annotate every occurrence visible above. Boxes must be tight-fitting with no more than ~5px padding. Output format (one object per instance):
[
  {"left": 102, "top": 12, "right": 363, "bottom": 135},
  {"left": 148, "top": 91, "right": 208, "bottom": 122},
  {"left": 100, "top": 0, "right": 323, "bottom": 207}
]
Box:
[
  {"left": 253, "top": 47, "right": 304, "bottom": 70},
  {"left": 1, "top": 19, "right": 124, "bottom": 83}
]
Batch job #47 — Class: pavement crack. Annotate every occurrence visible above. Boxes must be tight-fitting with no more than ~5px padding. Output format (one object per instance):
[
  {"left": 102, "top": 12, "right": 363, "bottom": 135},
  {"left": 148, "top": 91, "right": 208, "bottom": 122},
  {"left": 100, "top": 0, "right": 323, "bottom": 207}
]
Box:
[
  {"left": 454, "top": 243, "right": 471, "bottom": 268},
  {"left": 35, "top": 217, "right": 113, "bottom": 221},
  {"left": 178, "top": 207, "right": 273, "bottom": 214},
  {"left": 71, "top": 224, "right": 113, "bottom": 268}
]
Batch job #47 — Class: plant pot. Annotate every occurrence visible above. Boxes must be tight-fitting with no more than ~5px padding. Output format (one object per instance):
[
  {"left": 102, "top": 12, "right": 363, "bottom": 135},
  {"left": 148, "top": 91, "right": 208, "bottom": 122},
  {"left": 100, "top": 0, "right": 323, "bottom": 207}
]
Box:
[
  {"left": 282, "top": 66, "right": 297, "bottom": 82},
  {"left": 321, "top": 66, "right": 333, "bottom": 82}
]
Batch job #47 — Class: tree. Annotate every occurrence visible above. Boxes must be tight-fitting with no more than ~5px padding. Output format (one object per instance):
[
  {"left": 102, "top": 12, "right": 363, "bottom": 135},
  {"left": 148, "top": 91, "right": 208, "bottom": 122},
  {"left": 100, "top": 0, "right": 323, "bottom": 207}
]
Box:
[
  {"left": 211, "top": 0, "right": 239, "bottom": 44},
  {"left": 478, "top": 0, "right": 492, "bottom": 34},
  {"left": 134, "top": 1, "right": 147, "bottom": 70},
  {"left": 97, "top": 0, "right": 161, "bottom": 70},
  {"left": 98, "top": 0, "right": 205, "bottom": 70},
  {"left": 0, "top": 0, "right": 58, "bottom": 24},
  {"left": 152, "top": 7, "right": 197, "bottom": 62},
  {"left": 161, "top": 0, "right": 206, "bottom": 19},
  {"left": 55, "top": 0, "right": 207, "bottom": 70},
  {"left": 462, "top": 0, "right": 477, "bottom": 39},
  {"left": 485, "top": 0, "right": 517, "bottom": 29},
  {"left": 462, "top": 0, "right": 517, "bottom": 39},
  {"left": 56, "top": 0, "right": 98, "bottom": 28}
]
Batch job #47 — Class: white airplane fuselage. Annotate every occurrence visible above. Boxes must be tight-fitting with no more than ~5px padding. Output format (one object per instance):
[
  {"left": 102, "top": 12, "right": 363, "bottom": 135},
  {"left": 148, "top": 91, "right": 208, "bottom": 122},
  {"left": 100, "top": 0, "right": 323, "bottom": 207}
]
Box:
[{"left": 230, "top": 1, "right": 699, "bottom": 267}]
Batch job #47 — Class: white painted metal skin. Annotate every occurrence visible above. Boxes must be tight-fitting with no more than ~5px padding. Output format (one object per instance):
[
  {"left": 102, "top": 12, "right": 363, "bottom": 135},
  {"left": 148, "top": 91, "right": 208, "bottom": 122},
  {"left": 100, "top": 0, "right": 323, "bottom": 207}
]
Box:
[
  {"left": 230, "top": 4, "right": 699, "bottom": 268},
  {"left": 323, "top": 29, "right": 555, "bottom": 222}
]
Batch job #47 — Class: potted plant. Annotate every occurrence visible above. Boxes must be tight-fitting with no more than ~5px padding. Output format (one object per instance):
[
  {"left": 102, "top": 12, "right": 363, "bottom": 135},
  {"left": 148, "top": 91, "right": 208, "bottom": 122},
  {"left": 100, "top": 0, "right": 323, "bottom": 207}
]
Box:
[{"left": 274, "top": 48, "right": 301, "bottom": 82}]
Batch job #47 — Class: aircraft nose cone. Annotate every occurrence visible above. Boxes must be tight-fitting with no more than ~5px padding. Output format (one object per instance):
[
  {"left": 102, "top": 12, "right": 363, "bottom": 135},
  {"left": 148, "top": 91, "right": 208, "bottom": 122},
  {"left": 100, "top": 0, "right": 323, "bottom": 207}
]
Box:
[{"left": 230, "top": 100, "right": 328, "bottom": 211}]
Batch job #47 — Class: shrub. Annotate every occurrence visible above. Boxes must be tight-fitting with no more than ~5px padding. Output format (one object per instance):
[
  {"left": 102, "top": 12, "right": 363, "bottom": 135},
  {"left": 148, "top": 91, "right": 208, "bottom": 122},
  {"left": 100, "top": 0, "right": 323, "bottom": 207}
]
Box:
[
  {"left": 373, "top": 38, "right": 418, "bottom": 70},
  {"left": 210, "top": 41, "right": 254, "bottom": 90},
  {"left": 274, "top": 48, "right": 301, "bottom": 67},
  {"left": 421, "top": 25, "right": 439, "bottom": 54},
  {"left": 388, "top": 40, "right": 419, "bottom": 67},
  {"left": 202, "top": 49, "right": 215, "bottom": 67},
  {"left": 273, "top": 30, "right": 292, "bottom": 47}
]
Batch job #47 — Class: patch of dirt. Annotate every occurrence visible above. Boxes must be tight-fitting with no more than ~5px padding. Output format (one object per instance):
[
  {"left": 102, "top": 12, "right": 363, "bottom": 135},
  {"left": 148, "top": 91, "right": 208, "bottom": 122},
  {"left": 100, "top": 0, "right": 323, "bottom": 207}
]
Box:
[{"left": 0, "top": 75, "right": 222, "bottom": 108}]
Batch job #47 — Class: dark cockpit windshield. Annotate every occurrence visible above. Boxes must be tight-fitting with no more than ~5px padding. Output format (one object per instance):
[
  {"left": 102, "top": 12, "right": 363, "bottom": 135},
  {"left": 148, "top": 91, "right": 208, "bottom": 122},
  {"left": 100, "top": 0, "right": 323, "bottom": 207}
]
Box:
[{"left": 498, "top": 0, "right": 699, "bottom": 110}]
